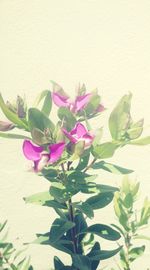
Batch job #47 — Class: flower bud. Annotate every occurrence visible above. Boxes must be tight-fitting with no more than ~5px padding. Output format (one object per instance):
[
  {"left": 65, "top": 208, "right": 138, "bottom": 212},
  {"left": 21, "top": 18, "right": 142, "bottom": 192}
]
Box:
[{"left": 0, "top": 121, "right": 15, "bottom": 131}]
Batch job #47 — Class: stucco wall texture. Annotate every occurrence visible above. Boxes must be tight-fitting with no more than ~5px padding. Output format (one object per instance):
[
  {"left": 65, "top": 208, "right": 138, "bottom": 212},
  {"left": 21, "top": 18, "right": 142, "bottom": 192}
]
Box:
[{"left": 0, "top": 1, "right": 150, "bottom": 269}]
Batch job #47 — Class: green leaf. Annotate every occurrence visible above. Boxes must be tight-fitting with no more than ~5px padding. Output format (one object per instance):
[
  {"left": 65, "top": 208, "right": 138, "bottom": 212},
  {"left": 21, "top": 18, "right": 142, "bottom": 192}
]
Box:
[
  {"left": 0, "top": 93, "right": 28, "bottom": 130},
  {"left": 24, "top": 191, "right": 67, "bottom": 209},
  {"left": 50, "top": 183, "right": 73, "bottom": 203},
  {"left": 57, "top": 107, "right": 76, "bottom": 130},
  {"left": 54, "top": 256, "right": 65, "bottom": 270},
  {"left": 87, "top": 224, "right": 121, "bottom": 241},
  {"left": 133, "top": 235, "right": 150, "bottom": 241},
  {"left": 87, "top": 242, "right": 101, "bottom": 270},
  {"left": 123, "top": 193, "right": 133, "bottom": 209},
  {"left": 28, "top": 108, "right": 55, "bottom": 132},
  {"left": 129, "top": 246, "right": 145, "bottom": 262},
  {"left": 34, "top": 90, "right": 52, "bottom": 116},
  {"left": 127, "top": 118, "right": 144, "bottom": 140},
  {"left": 72, "top": 254, "right": 91, "bottom": 270},
  {"left": 84, "top": 90, "right": 101, "bottom": 117},
  {"left": 131, "top": 182, "right": 140, "bottom": 197},
  {"left": 139, "top": 197, "right": 150, "bottom": 226},
  {"left": 33, "top": 233, "right": 50, "bottom": 245},
  {"left": 96, "top": 184, "right": 119, "bottom": 193},
  {"left": 51, "top": 238, "right": 74, "bottom": 255},
  {"left": 0, "top": 132, "right": 31, "bottom": 140},
  {"left": 75, "top": 202, "right": 94, "bottom": 219},
  {"left": 31, "top": 128, "right": 51, "bottom": 145},
  {"left": 76, "top": 152, "right": 90, "bottom": 171},
  {"left": 0, "top": 220, "right": 7, "bottom": 232},
  {"left": 92, "top": 127, "right": 103, "bottom": 146},
  {"left": 86, "top": 192, "right": 114, "bottom": 210},
  {"left": 24, "top": 191, "right": 52, "bottom": 205},
  {"left": 49, "top": 218, "right": 75, "bottom": 243},
  {"left": 92, "top": 142, "right": 118, "bottom": 159},
  {"left": 89, "top": 246, "right": 122, "bottom": 261},
  {"left": 109, "top": 93, "right": 132, "bottom": 140},
  {"left": 129, "top": 136, "right": 150, "bottom": 145},
  {"left": 92, "top": 161, "right": 134, "bottom": 174}
]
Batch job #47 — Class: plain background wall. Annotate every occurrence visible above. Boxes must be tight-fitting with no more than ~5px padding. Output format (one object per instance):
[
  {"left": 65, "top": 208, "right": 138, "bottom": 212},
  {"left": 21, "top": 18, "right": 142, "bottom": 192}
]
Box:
[{"left": 0, "top": 1, "right": 150, "bottom": 269}]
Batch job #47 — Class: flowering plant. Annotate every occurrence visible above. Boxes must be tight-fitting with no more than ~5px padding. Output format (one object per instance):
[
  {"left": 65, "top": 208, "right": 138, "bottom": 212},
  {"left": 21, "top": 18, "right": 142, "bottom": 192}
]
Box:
[{"left": 0, "top": 82, "right": 150, "bottom": 270}]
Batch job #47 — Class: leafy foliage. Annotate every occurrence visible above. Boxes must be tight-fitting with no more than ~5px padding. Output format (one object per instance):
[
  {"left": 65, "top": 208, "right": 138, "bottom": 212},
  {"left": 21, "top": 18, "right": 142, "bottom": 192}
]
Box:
[
  {"left": 111, "top": 177, "right": 150, "bottom": 270},
  {"left": 0, "top": 220, "right": 33, "bottom": 270}
]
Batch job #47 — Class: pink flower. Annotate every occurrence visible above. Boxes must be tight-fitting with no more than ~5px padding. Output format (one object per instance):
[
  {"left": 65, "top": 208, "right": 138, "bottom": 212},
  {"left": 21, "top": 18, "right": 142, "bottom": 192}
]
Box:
[
  {"left": 62, "top": 122, "right": 94, "bottom": 149},
  {"left": 22, "top": 140, "right": 65, "bottom": 172},
  {"left": 52, "top": 91, "right": 91, "bottom": 113}
]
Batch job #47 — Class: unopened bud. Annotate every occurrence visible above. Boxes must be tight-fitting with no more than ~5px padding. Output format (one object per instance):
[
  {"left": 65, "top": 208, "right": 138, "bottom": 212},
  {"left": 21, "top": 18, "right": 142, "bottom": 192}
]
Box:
[{"left": 0, "top": 121, "right": 15, "bottom": 131}]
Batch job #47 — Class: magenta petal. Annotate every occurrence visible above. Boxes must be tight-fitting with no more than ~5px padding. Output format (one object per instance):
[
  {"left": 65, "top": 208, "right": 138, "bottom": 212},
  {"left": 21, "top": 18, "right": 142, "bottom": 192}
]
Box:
[
  {"left": 62, "top": 128, "right": 77, "bottom": 143},
  {"left": 52, "top": 92, "right": 69, "bottom": 107},
  {"left": 70, "top": 123, "right": 87, "bottom": 138},
  {"left": 74, "top": 93, "right": 91, "bottom": 112},
  {"left": 23, "top": 140, "right": 43, "bottom": 161},
  {"left": 82, "top": 134, "right": 94, "bottom": 148},
  {"left": 34, "top": 154, "right": 50, "bottom": 172},
  {"left": 49, "top": 142, "right": 65, "bottom": 163}
]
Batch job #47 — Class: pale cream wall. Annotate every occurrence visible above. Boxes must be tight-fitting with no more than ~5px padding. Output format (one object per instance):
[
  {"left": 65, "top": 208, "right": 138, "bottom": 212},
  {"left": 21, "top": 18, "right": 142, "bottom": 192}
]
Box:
[{"left": 0, "top": 1, "right": 150, "bottom": 269}]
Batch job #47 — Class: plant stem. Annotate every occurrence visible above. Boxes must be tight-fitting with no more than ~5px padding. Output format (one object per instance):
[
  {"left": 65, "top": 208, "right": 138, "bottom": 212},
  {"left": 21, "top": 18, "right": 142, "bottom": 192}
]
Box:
[
  {"left": 62, "top": 161, "right": 79, "bottom": 270},
  {"left": 68, "top": 198, "right": 78, "bottom": 254},
  {"left": 83, "top": 157, "right": 97, "bottom": 172}
]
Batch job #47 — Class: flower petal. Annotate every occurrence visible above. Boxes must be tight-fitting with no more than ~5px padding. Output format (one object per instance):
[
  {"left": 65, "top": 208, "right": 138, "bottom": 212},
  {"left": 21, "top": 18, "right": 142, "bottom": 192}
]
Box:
[
  {"left": 70, "top": 122, "right": 87, "bottom": 138},
  {"left": 62, "top": 128, "right": 77, "bottom": 143},
  {"left": 49, "top": 142, "right": 65, "bottom": 163},
  {"left": 34, "top": 154, "right": 50, "bottom": 172},
  {"left": 23, "top": 140, "right": 43, "bottom": 161},
  {"left": 83, "top": 134, "right": 94, "bottom": 148},
  {"left": 52, "top": 92, "right": 69, "bottom": 107},
  {"left": 74, "top": 93, "right": 91, "bottom": 112}
]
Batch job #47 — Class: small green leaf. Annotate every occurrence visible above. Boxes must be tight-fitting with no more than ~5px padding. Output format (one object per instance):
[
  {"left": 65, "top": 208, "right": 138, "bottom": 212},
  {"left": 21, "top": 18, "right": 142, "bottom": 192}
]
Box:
[
  {"left": 72, "top": 254, "right": 91, "bottom": 270},
  {"left": 28, "top": 108, "right": 55, "bottom": 132},
  {"left": 24, "top": 191, "right": 67, "bottom": 209},
  {"left": 129, "top": 246, "right": 145, "bottom": 262},
  {"left": 129, "top": 136, "right": 150, "bottom": 145},
  {"left": 92, "top": 142, "right": 118, "bottom": 159},
  {"left": 76, "top": 152, "right": 90, "bottom": 171},
  {"left": 0, "top": 132, "right": 31, "bottom": 140},
  {"left": 58, "top": 107, "right": 76, "bottom": 130},
  {"left": 86, "top": 192, "right": 114, "bottom": 210},
  {"left": 54, "top": 256, "right": 65, "bottom": 270},
  {"left": 89, "top": 246, "right": 122, "bottom": 260},
  {"left": 87, "top": 224, "right": 121, "bottom": 241},
  {"left": 34, "top": 90, "right": 52, "bottom": 116},
  {"left": 92, "top": 161, "right": 134, "bottom": 175},
  {"left": 49, "top": 218, "right": 75, "bottom": 243},
  {"left": 24, "top": 191, "right": 52, "bottom": 205},
  {"left": 133, "top": 235, "right": 150, "bottom": 241},
  {"left": 75, "top": 202, "right": 94, "bottom": 219},
  {"left": 31, "top": 128, "right": 51, "bottom": 145},
  {"left": 33, "top": 233, "right": 50, "bottom": 245},
  {"left": 127, "top": 118, "right": 144, "bottom": 140},
  {"left": 87, "top": 242, "right": 101, "bottom": 270},
  {"left": 96, "top": 184, "right": 119, "bottom": 193},
  {"left": 123, "top": 193, "right": 133, "bottom": 209},
  {"left": 109, "top": 93, "right": 132, "bottom": 140}
]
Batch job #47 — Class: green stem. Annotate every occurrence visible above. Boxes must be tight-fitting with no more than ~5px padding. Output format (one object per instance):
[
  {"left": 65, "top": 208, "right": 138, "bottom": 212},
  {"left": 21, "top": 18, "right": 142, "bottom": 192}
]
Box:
[
  {"left": 83, "top": 157, "right": 97, "bottom": 172},
  {"left": 68, "top": 198, "right": 78, "bottom": 254},
  {"left": 62, "top": 161, "right": 79, "bottom": 270}
]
